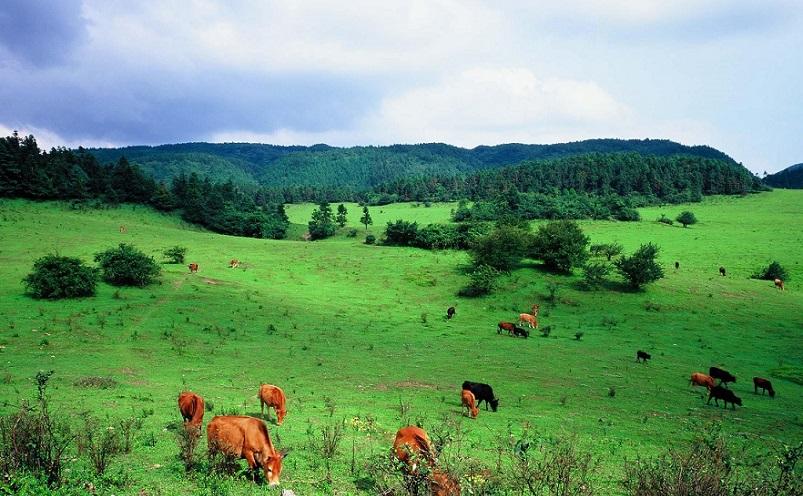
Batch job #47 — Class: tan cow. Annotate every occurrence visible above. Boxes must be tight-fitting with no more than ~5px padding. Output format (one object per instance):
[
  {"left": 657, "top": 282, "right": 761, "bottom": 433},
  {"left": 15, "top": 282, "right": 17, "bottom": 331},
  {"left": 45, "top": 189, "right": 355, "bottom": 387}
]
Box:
[
  {"left": 518, "top": 304, "right": 539, "bottom": 329},
  {"left": 461, "top": 389, "right": 478, "bottom": 418},
  {"left": 258, "top": 384, "right": 287, "bottom": 426},
  {"left": 774, "top": 278, "right": 785, "bottom": 291},
  {"left": 689, "top": 372, "right": 715, "bottom": 390},
  {"left": 178, "top": 391, "right": 205, "bottom": 435},
  {"left": 393, "top": 426, "right": 459, "bottom": 496},
  {"left": 229, "top": 259, "right": 240, "bottom": 268},
  {"left": 207, "top": 415, "right": 288, "bottom": 485}
]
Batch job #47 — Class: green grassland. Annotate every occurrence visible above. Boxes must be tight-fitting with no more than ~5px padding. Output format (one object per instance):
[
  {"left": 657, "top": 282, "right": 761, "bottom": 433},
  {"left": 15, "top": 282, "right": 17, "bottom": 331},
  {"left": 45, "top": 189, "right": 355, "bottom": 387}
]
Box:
[{"left": 0, "top": 191, "right": 801, "bottom": 495}]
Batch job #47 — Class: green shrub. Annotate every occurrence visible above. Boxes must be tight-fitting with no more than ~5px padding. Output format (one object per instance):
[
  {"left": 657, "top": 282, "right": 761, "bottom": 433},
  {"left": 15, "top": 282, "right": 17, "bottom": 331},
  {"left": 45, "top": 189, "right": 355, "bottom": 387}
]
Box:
[
  {"left": 365, "top": 234, "right": 376, "bottom": 245},
  {"left": 751, "top": 261, "right": 789, "bottom": 281},
  {"left": 676, "top": 211, "right": 697, "bottom": 228},
  {"left": 94, "top": 243, "right": 161, "bottom": 287},
  {"left": 469, "top": 225, "right": 531, "bottom": 271},
  {"left": 615, "top": 243, "right": 665, "bottom": 289},
  {"left": 383, "top": 219, "right": 419, "bottom": 245},
  {"left": 23, "top": 255, "right": 98, "bottom": 299},
  {"left": 590, "top": 243, "right": 623, "bottom": 261},
  {"left": 614, "top": 207, "right": 641, "bottom": 221},
  {"left": 346, "top": 228, "right": 358, "bottom": 238},
  {"left": 458, "top": 264, "right": 500, "bottom": 297},
  {"left": 583, "top": 262, "right": 610, "bottom": 289},
  {"left": 657, "top": 215, "right": 674, "bottom": 226},
  {"left": 530, "top": 220, "right": 589, "bottom": 273},
  {"left": 163, "top": 246, "right": 187, "bottom": 264}
]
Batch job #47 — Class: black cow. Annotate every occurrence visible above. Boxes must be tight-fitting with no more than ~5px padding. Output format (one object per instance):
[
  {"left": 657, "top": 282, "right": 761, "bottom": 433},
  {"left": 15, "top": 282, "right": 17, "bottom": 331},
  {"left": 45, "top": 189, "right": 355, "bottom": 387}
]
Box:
[
  {"left": 675, "top": 261, "right": 680, "bottom": 270},
  {"left": 462, "top": 381, "right": 499, "bottom": 412},
  {"left": 707, "top": 385, "right": 742, "bottom": 409},
  {"left": 753, "top": 377, "right": 775, "bottom": 398},
  {"left": 719, "top": 266, "right": 726, "bottom": 276},
  {"left": 709, "top": 367, "right": 736, "bottom": 387},
  {"left": 446, "top": 307, "right": 456, "bottom": 320},
  {"left": 636, "top": 350, "right": 651, "bottom": 363},
  {"left": 512, "top": 326, "right": 529, "bottom": 338}
]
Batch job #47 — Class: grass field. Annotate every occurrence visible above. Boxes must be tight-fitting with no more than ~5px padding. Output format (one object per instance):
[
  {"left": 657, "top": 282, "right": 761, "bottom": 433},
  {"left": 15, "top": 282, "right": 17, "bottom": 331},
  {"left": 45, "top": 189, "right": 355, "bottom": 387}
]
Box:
[{"left": 0, "top": 190, "right": 801, "bottom": 495}]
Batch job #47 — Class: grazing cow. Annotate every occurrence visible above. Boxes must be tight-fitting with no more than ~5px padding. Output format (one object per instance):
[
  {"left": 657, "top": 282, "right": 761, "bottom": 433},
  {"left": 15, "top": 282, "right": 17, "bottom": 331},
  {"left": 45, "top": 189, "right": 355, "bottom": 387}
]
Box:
[
  {"left": 719, "top": 266, "right": 726, "bottom": 277},
  {"left": 393, "top": 426, "right": 460, "bottom": 496},
  {"left": 636, "top": 350, "right": 651, "bottom": 363},
  {"left": 498, "top": 321, "right": 516, "bottom": 335},
  {"left": 229, "top": 259, "right": 240, "bottom": 268},
  {"left": 119, "top": 224, "right": 127, "bottom": 234},
  {"left": 707, "top": 385, "right": 742, "bottom": 410},
  {"left": 188, "top": 263, "right": 199, "bottom": 273},
  {"left": 178, "top": 391, "right": 205, "bottom": 432},
  {"left": 462, "top": 381, "right": 499, "bottom": 411},
  {"left": 518, "top": 304, "right": 540, "bottom": 329},
  {"left": 675, "top": 261, "right": 679, "bottom": 270},
  {"left": 774, "top": 278, "right": 785, "bottom": 291},
  {"left": 753, "top": 377, "right": 775, "bottom": 397},
  {"left": 207, "top": 415, "right": 288, "bottom": 485},
  {"left": 258, "top": 384, "right": 287, "bottom": 426},
  {"left": 689, "top": 372, "right": 715, "bottom": 390},
  {"left": 461, "top": 390, "right": 478, "bottom": 418},
  {"left": 512, "top": 326, "right": 529, "bottom": 338},
  {"left": 709, "top": 367, "right": 736, "bottom": 387},
  {"left": 446, "top": 306, "right": 456, "bottom": 320}
]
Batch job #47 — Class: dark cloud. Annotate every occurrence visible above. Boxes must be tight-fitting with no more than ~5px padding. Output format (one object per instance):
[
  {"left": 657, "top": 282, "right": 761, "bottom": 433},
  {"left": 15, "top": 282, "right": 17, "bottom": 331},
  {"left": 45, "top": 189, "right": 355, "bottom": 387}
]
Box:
[
  {"left": 0, "top": 0, "right": 87, "bottom": 66},
  {"left": 0, "top": 65, "right": 379, "bottom": 144}
]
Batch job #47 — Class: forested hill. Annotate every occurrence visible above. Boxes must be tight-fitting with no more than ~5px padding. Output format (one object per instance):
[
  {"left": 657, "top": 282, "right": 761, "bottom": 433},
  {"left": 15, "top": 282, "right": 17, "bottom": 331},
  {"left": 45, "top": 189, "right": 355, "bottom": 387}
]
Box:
[
  {"left": 764, "top": 163, "right": 803, "bottom": 188},
  {"left": 88, "top": 139, "right": 738, "bottom": 190}
]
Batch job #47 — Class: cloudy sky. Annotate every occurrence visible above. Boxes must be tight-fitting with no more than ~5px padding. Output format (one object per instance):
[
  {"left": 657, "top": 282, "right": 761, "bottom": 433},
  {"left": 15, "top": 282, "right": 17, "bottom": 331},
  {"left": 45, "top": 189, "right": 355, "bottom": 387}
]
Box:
[{"left": 1, "top": 1, "right": 801, "bottom": 173}]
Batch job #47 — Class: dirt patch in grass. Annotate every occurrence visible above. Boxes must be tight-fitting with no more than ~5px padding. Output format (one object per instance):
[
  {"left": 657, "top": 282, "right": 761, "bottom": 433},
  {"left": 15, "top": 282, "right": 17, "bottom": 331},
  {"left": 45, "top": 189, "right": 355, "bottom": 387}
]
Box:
[
  {"left": 202, "top": 278, "right": 223, "bottom": 285},
  {"left": 394, "top": 380, "right": 438, "bottom": 389},
  {"left": 74, "top": 376, "right": 118, "bottom": 389}
]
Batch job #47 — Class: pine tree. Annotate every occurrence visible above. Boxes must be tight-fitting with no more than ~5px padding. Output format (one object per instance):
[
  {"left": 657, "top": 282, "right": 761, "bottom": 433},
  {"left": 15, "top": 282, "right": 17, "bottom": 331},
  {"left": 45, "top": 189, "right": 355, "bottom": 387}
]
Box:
[
  {"left": 336, "top": 204, "right": 348, "bottom": 227},
  {"left": 360, "top": 206, "right": 373, "bottom": 231},
  {"left": 308, "top": 202, "right": 336, "bottom": 240}
]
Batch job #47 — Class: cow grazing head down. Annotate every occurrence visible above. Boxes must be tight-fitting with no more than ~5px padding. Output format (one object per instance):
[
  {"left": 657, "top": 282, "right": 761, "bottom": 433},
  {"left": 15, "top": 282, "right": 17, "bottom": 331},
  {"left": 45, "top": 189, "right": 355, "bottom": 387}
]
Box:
[
  {"left": 259, "top": 449, "right": 290, "bottom": 486},
  {"left": 489, "top": 398, "right": 499, "bottom": 411}
]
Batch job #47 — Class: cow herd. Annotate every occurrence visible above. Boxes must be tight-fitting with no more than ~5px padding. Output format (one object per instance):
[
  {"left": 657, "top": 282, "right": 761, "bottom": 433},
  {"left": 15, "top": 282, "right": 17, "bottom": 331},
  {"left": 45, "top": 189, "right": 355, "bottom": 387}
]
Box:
[{"left": 686, "top": 366, "right": 776, "bottom": 410}]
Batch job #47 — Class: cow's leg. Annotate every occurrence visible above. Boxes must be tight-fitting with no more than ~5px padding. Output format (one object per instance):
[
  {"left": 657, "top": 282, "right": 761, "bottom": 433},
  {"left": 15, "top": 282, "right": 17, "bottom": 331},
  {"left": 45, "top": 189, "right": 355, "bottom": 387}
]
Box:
[{"left": 706, "top": 395, "right": 712, "bottom": 405}]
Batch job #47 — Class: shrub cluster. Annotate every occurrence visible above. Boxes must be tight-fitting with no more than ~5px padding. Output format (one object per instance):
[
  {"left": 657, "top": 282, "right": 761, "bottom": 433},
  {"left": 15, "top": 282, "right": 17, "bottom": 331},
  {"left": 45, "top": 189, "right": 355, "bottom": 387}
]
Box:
[
  {"left": 383, "top": 220, "right": 489, "bottom": 250},
  {"left": 23, "top": 255, "right": 98, "bottom": 299},
  {"left": 94, "top": 243, "right": 161, "bottom": 287},
  {"left": 751, "top": 261, "right": 789, "bottom": 281}
]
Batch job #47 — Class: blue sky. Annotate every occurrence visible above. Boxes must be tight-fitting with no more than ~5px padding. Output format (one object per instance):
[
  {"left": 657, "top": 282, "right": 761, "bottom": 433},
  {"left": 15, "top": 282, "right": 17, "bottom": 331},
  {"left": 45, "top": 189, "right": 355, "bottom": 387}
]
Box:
[{"left": 1, "top": 0, "right": 801, "bottom": 173}]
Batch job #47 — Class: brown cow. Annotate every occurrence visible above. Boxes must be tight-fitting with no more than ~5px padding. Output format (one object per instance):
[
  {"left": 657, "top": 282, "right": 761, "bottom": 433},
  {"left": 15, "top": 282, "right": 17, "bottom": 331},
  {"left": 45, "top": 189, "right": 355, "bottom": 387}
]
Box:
[
  {"left": 207, "top": 415, "right": 288, "bottom": 485},
  {"left": 518, "top": 304, "right": 540, "bottom": 329},
  {"left": 753, "top": 377, "right": 775, "bottom": 397},
  {"left": 229, "top": 259, "right": 240, "bottom": 268},
  {"left": 178, "top": 391, "right": 205, "bottom": 432},
  {"left": 461, "top": 389, "right": 478, "bottom": 418},
  {"left": 774, "top": 278, "right": 785, "bottom": 291},
  {"left": 188, "top": 263, "right": 199, "bottom": 273},
  {"left": 119, "top": 224, "right": 127, "bottom": 234},
  {"left": 393, "top": 426, "right": 459, "bottom": 496},
  {"left": 258, "top": 384, "right": 287, "bottom": 425},
  {"left": 497, "top": 321, "right": 516, "bottom": 335},
  {"left": 689, "top": 372, "right": 715, "bottom": 390}
]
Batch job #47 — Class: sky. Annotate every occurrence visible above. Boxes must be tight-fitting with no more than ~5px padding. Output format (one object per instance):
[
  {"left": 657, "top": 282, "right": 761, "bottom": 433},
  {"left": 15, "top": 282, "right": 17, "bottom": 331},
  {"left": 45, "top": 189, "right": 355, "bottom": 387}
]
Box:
[{"left": 1, "top": 1, "right": 801, "bottom": 174}]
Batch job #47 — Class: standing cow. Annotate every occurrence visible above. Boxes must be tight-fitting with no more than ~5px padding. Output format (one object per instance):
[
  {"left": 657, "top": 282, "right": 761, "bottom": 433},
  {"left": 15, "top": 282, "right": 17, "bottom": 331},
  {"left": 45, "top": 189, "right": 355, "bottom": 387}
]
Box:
[
  {"left": 719, "top": 266, "right": 726, "bottom": 277},
  {"left": 774, "top": 279, "right": 785, "bottom": 291},
  {"left": 258, "top": 384, "right": 287, "bottom": 426},
  {"left": 188, "top": 263, "right": 199, "bottom": 273},
  {"left": 393, "top": 426, "right": 460, "bottom": 496},
  {"left": 753, "top": 377, "right": 775, "bottom": 397},
  {"left": 462, "top": 381, "right": 499, "bottom": 411},
  {"left": 461, "top": 389, "right": 478, "bottom": 418},
  {"left": 446, "top": 307, "right": 456, "bottom": 320},
  {"left": 178, "top": 391, "right": 205, "bottom": 434}
]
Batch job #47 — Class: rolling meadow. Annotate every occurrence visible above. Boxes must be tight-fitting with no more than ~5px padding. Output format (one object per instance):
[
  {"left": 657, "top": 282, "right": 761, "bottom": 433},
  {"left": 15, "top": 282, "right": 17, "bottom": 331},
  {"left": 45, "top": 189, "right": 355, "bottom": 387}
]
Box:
[{"left": 0, "top": 190, "right": 801, "bottom": 494}]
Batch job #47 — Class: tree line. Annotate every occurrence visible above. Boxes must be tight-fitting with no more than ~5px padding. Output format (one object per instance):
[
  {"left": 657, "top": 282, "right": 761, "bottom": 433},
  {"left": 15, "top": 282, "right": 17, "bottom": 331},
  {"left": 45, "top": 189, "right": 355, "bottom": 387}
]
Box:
[{"left": 0, "top": 132, "right": 289, "bottom": 239}]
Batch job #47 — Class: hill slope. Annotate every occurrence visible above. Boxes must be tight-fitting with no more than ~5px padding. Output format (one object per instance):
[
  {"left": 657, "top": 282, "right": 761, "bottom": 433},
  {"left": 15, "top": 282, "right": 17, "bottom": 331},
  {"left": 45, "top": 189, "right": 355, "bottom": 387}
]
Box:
[
  {"left": 88, "top": 139, "right": 740, "bottom": 190},
  {"left": 1, "top": 192, "right": 801, "bottom": 494},
  {"left": 764, "top": 162, "right": 803, "bottom": 188}
]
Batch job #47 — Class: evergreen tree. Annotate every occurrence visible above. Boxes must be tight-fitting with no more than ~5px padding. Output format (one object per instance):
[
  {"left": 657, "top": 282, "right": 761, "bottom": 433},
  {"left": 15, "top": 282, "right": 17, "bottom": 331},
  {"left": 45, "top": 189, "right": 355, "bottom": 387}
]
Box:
[
  {"left": 336, "top": 204, "right": 348, "bottom": 227},
  {"left": 360, "top": 206, "right": 373, "bottom": 231},
  {"left": 308, "top": 202, "right": 336, "bottom": 240}
]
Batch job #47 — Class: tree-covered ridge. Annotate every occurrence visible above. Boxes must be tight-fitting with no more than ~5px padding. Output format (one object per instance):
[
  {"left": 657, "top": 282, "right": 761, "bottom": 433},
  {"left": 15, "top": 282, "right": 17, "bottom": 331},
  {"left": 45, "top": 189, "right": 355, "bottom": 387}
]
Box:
[
  {"left": 764, "top": 163, "right": 803, "bottom": 189},
  {"left": 0, "top": 133, "right": 289, "bottom": 239},
  {"left": 377, "top": 152, "right": 762, "bottom": 203},
  {"left": 87, "top": 138, "right": 741, "bottom": 192}
]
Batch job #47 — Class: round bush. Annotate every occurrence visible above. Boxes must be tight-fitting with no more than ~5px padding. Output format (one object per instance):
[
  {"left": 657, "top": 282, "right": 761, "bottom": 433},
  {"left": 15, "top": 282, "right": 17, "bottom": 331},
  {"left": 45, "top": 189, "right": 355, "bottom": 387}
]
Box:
[
  {"left": 365, "top": 234, "right": 376, "bottom": 245},
  {"left": 751, "top": 261, "right": 789, "bottom": 281},
  {"left": 23, "top": 255, "right": 98, "bottom": 299},
  {"left": 94, "top": 243, "right": 161, "bottom": 287}
]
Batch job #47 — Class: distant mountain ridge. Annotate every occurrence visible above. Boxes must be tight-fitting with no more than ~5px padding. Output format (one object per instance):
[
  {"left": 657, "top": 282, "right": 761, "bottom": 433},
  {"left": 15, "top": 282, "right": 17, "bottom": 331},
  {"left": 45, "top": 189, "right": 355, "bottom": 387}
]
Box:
[
  {"left": 88, "top": 138, "right": 739, "bottom": 191},
  {"left": 764, "top": 163, "right": 803, "bottom": 188}
]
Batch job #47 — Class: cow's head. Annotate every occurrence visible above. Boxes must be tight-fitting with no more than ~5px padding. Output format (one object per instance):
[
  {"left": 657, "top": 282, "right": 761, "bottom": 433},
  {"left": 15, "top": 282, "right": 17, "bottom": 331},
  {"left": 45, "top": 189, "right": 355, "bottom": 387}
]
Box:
[
  {"left": 261, "top": 448, "right": 289, "bottom": 486},
  {"left": 490, "top": 398, "right": 499, "bottom": 412},
  {"left": 733, "top": 396, "right": 743, "bottom": 407},
  {"left": 768, "top": 388, "right": 776, "bottom": 398},
  {"left": 276, "top": 408, "right": 287, "bottom": 425}
]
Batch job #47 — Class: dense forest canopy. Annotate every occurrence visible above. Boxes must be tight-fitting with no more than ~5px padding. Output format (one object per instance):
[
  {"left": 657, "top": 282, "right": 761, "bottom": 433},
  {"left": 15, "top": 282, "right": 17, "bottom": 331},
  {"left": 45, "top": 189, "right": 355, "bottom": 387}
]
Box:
[{"left": 764, "top": 163, "right": 803, "bottom": 188}]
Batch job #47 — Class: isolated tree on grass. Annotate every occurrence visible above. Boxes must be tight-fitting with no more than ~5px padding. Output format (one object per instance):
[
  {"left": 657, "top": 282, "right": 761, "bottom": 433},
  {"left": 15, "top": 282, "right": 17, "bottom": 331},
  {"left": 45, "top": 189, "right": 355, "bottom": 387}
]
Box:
[
  {"left": 676, "top": 211, "right": 698, "bottom": 228},
  {"left": 308, "top": 202, "right": 336, "bottom": 240},
  {"left": 360, "top": 205, "right": 373, "bottom": 231},
  {"left": 24, "top": 254, "right": 99, "bottom": 299},
  {"left": 163, "top": 246, "right": 187, "bottom": 264},
  {"left": 530, "top": 220, "right": 589, "bottom": 273},
  {"left": 469, "top": 225, "right": 531, "bottom": 272},
  {"left": 590, "top": 242, "right": 623, "bottom": 261},
  {"left": 94, "top": 243, "right": 160, "bottom": 287},
  {"left": 336, "top": 204, "right": 348, "bottom": 228},
  {"left": 614, "top": 242, "right": 665, "bottom": 289}
]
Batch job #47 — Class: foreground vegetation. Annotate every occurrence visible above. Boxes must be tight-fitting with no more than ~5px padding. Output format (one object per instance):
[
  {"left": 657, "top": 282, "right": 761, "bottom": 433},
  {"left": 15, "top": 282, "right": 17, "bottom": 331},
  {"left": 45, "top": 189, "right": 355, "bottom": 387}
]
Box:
[{"left": 0, "top": 190, "right": 801, "bottom": 494}]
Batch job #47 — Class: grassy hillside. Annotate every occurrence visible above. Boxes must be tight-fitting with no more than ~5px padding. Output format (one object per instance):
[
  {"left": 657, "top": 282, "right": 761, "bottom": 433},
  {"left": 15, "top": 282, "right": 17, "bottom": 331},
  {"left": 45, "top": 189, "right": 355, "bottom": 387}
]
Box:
[{"left": 0, "top": 191, "right": 801, "bottom": 494}]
